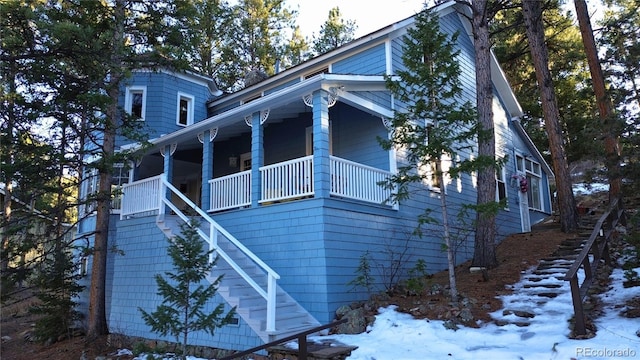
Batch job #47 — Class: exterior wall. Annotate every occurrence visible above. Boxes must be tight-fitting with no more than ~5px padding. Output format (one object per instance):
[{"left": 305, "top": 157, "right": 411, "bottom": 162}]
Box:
[
  {"left": 330, "top": 104, "right": 389, "bottom": 169},
  {"left": 213, "top": 200, "right": 329, "bottom": 320},
  {"left": 75, "top": 214, "right": 119, "bottom": 324},
  {"left": 332, "top": 43, "right": 387, "bottom": 75},
  {"left": 116, "top": 71, "right": 211, "bottom": 148},
  {"left": 107, "top": 216, "right": 262, "bottom": 351}
]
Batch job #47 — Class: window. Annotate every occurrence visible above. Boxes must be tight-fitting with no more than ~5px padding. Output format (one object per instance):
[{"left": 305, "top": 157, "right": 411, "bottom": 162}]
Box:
[
  {"left": 496, "top": 165, "right": 507, "bottom": 204},
  {"left": 82, "top": 168, "right": 99, "bottom": 215},
  {"left": 240, "top": 152, "right": 252, "bottom": 171},
  {"left": 305, "top": 124, "right": 333, "bottom": 156},
  {"left": 516, "top": 154, "right": 543, "bottom": 211},
  {"left": 125, "top": 86, "right": 146, "bottom": 120},
  {"left": 426, "top": 125, "right": 441, "bottom": 190},
  {"left": 78, "top": 256, "right": 88, "bottom": 277},
  {"left": 176, "top": 92, "right": 194, "bottom": 126},
  {"left": 111, "top": 163, "right": 131, "bottom": 212},
  {"left": 81, "top": 163, "right": 131, "bottom": 214}
]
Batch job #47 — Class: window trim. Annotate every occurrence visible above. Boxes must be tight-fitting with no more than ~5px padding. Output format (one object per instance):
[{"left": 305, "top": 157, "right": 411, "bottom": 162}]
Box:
[
  {"left": 496, "top": 164, "right": 508, "bottom": 208},
  {"left": 176, "top": 92, "right": 194, "bottom": 126},
  {"left": 125, "top": 85, "right": 147, "bottom": 121}
]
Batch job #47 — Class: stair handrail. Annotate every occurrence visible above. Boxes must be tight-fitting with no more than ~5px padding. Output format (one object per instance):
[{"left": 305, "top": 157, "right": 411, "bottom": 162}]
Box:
[
  {"left": 563, "top": 196, "right": 625, "bottom": 336},
  {"left": 158, "top": 175, "right": 281, "bottom": 333},
  {"left": 217, "top": 318, "right": 349, "bottom": 360}
]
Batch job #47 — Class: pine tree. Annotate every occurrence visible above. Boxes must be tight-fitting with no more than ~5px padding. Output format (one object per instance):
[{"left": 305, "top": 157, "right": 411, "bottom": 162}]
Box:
[
  {"left": 312, "top": 7, "right": 357, "bottom": 56},
  {"left": 522, "top": 0, "right": 579, "bottom": 232},
  {"left": 381, "top": 8, "right": 482, "bottom": 300},
  {"left": 140, "top": 219, "right": 235, "bottom": 360},
  {"left": 217, "top": 0, "right": 297, "bottom": 91}
]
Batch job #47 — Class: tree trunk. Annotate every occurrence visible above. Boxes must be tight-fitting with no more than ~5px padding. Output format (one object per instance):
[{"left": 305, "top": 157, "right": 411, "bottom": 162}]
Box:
[
  {"left": 86, "top": 0, "right": 125, "bottom": 340},
  {"left": 2, "top": 59, "right": 17, "bottom": 274},
  {"left": 436, "top": 156, "right": 458, "bottom": 300},
  {"left": 574, "top": 0, "right": 622, "bottom": 201},
  {"left": 471, "top": 0, "right": 498, "bottom": 269},
  {"left": 522, "top": 0, "right": 579, "bottom": 232}
]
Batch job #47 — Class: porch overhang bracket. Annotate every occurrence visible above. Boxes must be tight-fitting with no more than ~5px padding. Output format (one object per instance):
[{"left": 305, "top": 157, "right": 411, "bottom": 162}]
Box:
[
  {"left": 244, "top": 109, "right": 270, "bottom": 127},
  {"left": 382, "top": 116, "right": 393, "bottom": 130},
  {"left": 197, "top": 127, "right": 218, "bottom": 143},
  {"left": 302, "top": 90, "right": 339, "bottom": 108},
  {"left": 160, "top": 143, "right": 177, "bottom": 157}
]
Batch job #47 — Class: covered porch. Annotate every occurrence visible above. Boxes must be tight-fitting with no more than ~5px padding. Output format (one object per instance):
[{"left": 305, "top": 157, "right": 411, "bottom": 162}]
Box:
[{"left": 120, "top": 75, "right": 398, "bottom": 218}]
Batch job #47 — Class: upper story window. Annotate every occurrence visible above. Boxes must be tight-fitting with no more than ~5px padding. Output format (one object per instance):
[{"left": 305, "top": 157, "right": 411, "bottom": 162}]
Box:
[
  {"left": 176, "top": 92, "right": 194, "bottom": 126},
  {"left": 125, "top": 86, "right": 146, "bottom": 121}
]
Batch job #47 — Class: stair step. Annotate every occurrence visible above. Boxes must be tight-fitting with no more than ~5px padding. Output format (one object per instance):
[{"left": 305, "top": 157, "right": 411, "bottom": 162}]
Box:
[
  {"left": 156, "top": 214, "right": 321, "bottom": 343},
  {"left": 249, "top": 302, "right": 299, "bottom": 318}
]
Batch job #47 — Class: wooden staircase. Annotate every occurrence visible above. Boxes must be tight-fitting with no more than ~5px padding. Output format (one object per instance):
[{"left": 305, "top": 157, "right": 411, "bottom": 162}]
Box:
[{"left": 156, "top": 215, "right": 321, "bottom": 343}]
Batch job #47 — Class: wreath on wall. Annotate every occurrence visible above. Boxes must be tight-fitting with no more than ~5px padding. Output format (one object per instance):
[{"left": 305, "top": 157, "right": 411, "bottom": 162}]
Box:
[{"left": 511, "top": 174, "right": 528, "bottom": 193}]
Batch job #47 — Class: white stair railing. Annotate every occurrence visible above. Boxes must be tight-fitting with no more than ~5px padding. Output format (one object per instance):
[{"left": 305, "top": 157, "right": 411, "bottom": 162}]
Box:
[{"left": 122, "top": 173, "right": 280, "bottom": 333}]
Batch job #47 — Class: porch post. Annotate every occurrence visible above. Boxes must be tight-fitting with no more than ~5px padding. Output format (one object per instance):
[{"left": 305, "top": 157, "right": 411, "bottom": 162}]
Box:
[
  {"left": 312, "top": 90, "right": 330, "bottom": 198},
  {"left": 250, "top": 112, "right": 264, "bottom": 207},
  {"left": 201, "top": 130, "right": 213, "bottom": 210}
]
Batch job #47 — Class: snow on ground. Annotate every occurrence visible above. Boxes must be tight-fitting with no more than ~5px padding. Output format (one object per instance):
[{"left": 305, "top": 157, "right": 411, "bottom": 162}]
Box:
[
  {"left": 573, "top": 182, "right": 610, "bottom": 195},
  {"left": 131, "top": 266, "right": 640, "bottom": 360},
  {"left": 310, "top": 267, "right": 640, "bottom": 360}
]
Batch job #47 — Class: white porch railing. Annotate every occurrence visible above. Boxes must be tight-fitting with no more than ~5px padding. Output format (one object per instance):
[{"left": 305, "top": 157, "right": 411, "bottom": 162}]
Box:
[
  {"left": 120, "top": 175, "right": 163, "bottom": 219},
  {"left": 205, "top": 155, "right": 393, "bottom": 210},
  {"left": 260, "top": 155, "right": 314, "bottom": 203},
  {"left": 209, "top": 170, "right": 251, "bottom": 211},
  {"left": 330, "top": 156, "right": 392, "bottom": 205}
]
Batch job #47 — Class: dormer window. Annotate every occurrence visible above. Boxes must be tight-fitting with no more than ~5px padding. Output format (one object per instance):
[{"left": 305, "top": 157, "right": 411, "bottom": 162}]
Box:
[
  {"left": 125, "top": 86, "right": 146, "bottom": 121},
  {"left": 177, "top": 92, "right": 194, "bottom": 126}
]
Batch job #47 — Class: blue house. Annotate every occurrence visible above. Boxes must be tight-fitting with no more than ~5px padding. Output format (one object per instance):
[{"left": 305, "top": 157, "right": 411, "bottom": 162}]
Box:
[{"left": 75, "top": 1, "right": 553, "bottom": 353}]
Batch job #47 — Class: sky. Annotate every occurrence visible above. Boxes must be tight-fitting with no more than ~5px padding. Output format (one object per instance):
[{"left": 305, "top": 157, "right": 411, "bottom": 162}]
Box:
[
  {"left": 290, "top": 0, "right": 428, "bottom": 39},
  {"left": 289, "top": 0, "right": 608, "bottom": 39}
]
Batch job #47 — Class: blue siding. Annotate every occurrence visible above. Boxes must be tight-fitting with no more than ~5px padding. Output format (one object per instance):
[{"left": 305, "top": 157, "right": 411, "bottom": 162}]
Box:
[
  {"left": 333, "top": 43, "right": 386, "bottom": 75},
  {"left": 116, "top": 72, "right": 211, "bottom": 148},
  {"left": 108, "top": 216, "right": 262, "bottom": 351}
]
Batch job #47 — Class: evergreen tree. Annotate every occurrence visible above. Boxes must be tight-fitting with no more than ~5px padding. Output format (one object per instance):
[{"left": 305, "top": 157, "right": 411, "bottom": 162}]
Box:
[
  {"left": 283, "top": 25, "right": 311, "bottom": 67},
  {"left": 312, "top": 7, "right": 357, "bottom": 56},
  {"left": 140, "top": 219, "right": 235, "bottom": 360},
  {"left": 491, "top": 2, "right": 600, "bottom": 165},
  {"left": 522, "top": 0, "right": 579, "bottom": 232},
  {"left": 171, "top": 0, "right": 233, "bottom": 79},
  {"left": 217, "top": 0, "right": 297, "bottom": 91},
  {"left": 2, "top": 0, "right": 188, "bottom": 339},
  {"left": 381, "top": 8, "right": 481, "bottom": 300},
  {"left": 600, "top": 0, "right": 640, "bottom": 190}
]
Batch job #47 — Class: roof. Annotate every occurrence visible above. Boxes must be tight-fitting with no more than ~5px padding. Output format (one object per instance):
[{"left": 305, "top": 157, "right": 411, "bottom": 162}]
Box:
[{"left": 127, "top": 1, "right": 526, "bottom": 156}]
